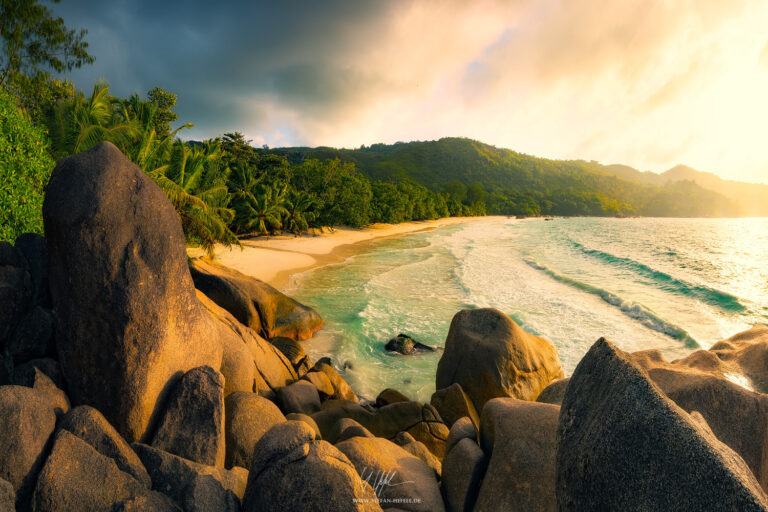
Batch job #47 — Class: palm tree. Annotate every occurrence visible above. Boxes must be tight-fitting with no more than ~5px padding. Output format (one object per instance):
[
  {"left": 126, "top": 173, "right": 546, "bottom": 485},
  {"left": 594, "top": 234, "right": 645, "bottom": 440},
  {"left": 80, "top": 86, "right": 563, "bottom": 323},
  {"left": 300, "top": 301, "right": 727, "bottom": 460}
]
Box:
[
  {"left": 46, "top": 80, "right": 241, "bottom": 255},
  {"left": 283, "top": 190, "right": 317, "bottom": 235},
  {"left": 226, "top": 159, "right": 262, "bottom": 200},
  {"left": 156, "top": 140, "right": 240, "bottom": 255},
  {"left": 115, "top": 93, "right": 192, "bottom": 174},
  {"left": 232, "top": 183, "right": 289, "bottom": 236},
  {"left": 47, "top": 80, "right": 137, "bottom": 160}
]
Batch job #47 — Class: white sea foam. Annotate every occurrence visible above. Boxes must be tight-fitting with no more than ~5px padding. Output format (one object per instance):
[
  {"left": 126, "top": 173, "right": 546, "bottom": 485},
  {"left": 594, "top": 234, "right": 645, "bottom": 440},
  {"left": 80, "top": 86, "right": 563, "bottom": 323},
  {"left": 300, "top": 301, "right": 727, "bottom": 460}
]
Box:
[{"left": 292, "top": 217, "right": 767, "bottom": 401}]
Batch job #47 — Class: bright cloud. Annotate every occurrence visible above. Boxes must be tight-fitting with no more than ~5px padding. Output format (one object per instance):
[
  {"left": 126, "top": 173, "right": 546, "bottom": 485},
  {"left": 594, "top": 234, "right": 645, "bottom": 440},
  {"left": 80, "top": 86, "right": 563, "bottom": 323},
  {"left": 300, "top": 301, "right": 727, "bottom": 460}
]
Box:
[{"left": 55, "top": 0, "right": 768, "bottom": 182}]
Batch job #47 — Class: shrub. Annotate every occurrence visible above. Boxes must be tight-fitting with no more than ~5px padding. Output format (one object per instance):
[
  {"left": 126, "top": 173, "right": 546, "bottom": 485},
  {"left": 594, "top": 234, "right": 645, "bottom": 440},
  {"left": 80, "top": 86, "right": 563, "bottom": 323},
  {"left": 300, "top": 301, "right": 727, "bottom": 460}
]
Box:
[{"left": 0, "top": 88, "right": 54, "bottom": 241}]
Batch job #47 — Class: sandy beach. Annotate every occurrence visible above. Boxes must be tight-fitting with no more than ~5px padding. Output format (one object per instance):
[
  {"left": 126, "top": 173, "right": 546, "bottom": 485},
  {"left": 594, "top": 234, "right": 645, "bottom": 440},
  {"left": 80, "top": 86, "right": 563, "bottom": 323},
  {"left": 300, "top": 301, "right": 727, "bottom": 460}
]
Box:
[{"left": 188, "top": 217, "right": 484, "bottom": 289}]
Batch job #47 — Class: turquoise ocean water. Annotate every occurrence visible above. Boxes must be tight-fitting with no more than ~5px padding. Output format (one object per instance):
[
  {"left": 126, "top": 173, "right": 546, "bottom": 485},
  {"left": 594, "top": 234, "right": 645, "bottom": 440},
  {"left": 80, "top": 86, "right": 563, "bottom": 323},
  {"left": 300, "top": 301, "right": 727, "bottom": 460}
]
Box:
[{"left": 284, "top": 217, "right": 768, "bottom": 402}]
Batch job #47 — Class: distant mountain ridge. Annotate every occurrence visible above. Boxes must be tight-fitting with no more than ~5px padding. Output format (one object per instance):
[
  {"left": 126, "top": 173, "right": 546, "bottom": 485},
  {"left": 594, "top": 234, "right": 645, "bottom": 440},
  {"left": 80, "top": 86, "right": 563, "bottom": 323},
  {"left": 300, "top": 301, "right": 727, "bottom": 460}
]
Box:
[
  {"left": 263, "top": 137, "right": 747, "bottom": 218},
  {"left": 600, "top": 163, "right": 768, "bottom": 216}
]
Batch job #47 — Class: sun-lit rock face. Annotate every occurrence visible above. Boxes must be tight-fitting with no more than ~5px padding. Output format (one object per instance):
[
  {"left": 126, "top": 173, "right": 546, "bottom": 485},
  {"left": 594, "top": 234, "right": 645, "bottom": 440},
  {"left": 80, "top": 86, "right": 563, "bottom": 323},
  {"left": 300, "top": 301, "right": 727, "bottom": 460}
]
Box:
[
  {"left": 630, "top": 327, "right": 768, "bottom": 492},
  {"left": 557, "top": 338, "right": 768, "bottom": 511},
  {"left": 190, "top": 257, "right": 324, "bottom": 341},
  {"left": 436, "top": 308, "right": 564, "bottom": 413}
]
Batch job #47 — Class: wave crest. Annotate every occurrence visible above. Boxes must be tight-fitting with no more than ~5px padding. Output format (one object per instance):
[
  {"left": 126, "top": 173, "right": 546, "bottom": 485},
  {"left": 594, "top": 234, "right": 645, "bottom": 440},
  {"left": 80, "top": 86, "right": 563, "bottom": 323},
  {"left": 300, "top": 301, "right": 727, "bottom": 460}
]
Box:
[
  {"left": 569, "top": 240, "right": 745, "bottom": 312},
  {"left": 525, "top": 259, "right": 699, "bottom": 348}
]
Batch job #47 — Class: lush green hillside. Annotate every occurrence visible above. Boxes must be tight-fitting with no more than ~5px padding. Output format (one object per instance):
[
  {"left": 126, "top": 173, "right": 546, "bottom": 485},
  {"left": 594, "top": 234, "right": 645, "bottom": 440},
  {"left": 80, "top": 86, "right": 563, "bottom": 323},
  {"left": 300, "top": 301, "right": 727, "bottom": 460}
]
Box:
[{"left": 265, "top": 138, "right": 739, "bottom": 217}]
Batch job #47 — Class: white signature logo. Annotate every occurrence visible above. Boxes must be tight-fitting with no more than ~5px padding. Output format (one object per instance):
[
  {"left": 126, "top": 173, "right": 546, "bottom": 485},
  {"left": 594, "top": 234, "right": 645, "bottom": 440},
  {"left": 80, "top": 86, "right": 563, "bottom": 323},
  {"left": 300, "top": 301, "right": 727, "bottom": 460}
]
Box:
[{"left": 357, "top": 466, "right": 415, "bottom": 497}]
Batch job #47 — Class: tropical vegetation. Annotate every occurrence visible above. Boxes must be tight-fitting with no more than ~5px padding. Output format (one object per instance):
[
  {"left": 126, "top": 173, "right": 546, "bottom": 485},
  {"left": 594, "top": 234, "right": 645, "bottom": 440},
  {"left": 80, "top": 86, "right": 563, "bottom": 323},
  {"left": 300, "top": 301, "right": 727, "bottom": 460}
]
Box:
[
  {"left": 1, "top": 74, "right": 481, "bottom": 249},
  {"left": 268, "top": 138, "right": 740, "bottom": 218},
  {"left": 0, "top": 86, "right": 53, "bottom": 241}
]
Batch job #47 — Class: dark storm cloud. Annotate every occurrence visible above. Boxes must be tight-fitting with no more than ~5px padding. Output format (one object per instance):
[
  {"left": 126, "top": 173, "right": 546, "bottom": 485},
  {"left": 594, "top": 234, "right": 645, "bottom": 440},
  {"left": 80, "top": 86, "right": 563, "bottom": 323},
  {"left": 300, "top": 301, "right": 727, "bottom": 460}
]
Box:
[{"left": 51, "top": 0, "right": 395, "bottom": 141}]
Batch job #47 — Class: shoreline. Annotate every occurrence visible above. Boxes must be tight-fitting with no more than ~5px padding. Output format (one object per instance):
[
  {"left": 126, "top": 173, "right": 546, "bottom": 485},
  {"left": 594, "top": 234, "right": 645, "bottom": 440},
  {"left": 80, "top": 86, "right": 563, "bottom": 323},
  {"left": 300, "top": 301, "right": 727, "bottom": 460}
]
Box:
[{"left": 188, "top": 216, "right": 491, "bottom": 289}]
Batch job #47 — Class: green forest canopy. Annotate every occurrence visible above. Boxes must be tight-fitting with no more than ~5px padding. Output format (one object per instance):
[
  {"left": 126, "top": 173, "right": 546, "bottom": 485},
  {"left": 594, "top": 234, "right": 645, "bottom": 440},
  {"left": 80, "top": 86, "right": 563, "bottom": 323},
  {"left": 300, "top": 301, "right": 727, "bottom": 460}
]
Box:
[{"left": 266, "top": 138, "right": 740, "bottom": 218}]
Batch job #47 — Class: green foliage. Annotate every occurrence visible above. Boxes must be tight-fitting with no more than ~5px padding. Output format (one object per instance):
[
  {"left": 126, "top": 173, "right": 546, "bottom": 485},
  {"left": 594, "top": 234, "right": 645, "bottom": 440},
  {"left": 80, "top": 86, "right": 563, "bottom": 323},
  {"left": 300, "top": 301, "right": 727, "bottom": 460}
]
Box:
[
  {"left": 232, "top": 183, "right": 289, "bottom": 235},
  {"left": 147, "top": 87, "right": 178, "bottom": 138},
  {"left": 48, "top": 79, "right": 138, "bottom": 159},
  {"left": 0, "top": 0, "right": 94, "bottom": 86},
  {"left": 269, "top": 138, "right": 739, "bottom": 218},
  {"left": 290, "top": 158, "right": 372, "bottom": 228},
  {"left": 159, "top": 140, "right": 238, "bottom": 255},
  {"left": 222, "top": 132, "right": 258, "bottom": 172},
  {"left": 4, "top": 70, "right": 74, "bottom": 127},
  {"left": 283, "top": 190, "right": 317, "bottom": 235},
  {"left": 8, "top": 67, "right": 739, "bottom": 258},
  {"left": 45, "top": 80, "right": 239, "bottom": 253},
  {"left": 0, "top": 87, "right": 53, "bottom": 241}
]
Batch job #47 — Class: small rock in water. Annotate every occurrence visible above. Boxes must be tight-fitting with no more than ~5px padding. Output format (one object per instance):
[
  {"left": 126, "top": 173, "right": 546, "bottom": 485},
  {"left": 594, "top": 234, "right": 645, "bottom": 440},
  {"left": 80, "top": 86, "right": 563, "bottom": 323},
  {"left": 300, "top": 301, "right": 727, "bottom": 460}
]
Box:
[{"left": 385, "top": 333, "right": 438, "bottom": 355}]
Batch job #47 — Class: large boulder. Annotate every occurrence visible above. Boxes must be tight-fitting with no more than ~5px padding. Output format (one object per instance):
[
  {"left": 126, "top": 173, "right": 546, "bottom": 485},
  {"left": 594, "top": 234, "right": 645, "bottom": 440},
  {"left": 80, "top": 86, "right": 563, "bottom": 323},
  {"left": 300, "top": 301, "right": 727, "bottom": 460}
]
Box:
[
  {"left": 182, "top": 474, "right": 240, "bottom": 512},
  {"left": 302, "top": 370, "right": 335, "bottom": 398},
  {"left": 13, "top": 233, "right": 50, "bottom": 309},
  {"left": 11, "top": 358, "right": 64, "bottom": 390},
  {"left": 112, "top": 494, "right": 181, "bottom": 512},
  {"left": 58, "top": 405, "right": 151, "bottom": 488},
  {"left": 0, "top": 243, "right": 31, "bottom": 350},
  {"left": 0, "top": 479, "right": 14, "bottom": 512},
  {"left": 393, "top": 432, "right": 442, "bottom": 479},
  {"left": 197, "top": 290, "right": 297, "bottom": 397},
  {"left": 327, "top": 418, "right": 375, "bottom": 444},
  {"left": 18, "top": 367, "right": 69, "bottom": 418},
  {"left": 310, "top": 360, "right": 358, "bottom": 402},
  {"left": 151, "top": 366, "right": 225, "bottom": 467},
  {"left": 271, "top": 336, "right": 311, "bottom": 375},
  {"left": 276, "top": 380, "right": 321, "bottom": 415},
  {"left": 633, "top": 348, "right": 768, "bottom": 492},
  {"left": 190, "top": 258, "right": 324, "bottom": 341},
  {"left": 375, "top": 388, "right": 411, "bottom": 407},
  {"left": 441, "top": 438, "right": 486, "bottom": 512},
  {"left": 0, "top": 242, "right": 28, "bottom": 273},
  {"left": 445, "top": 416, "right": 477, "bottom": 455},
  {"left": 436, "top": 308, "right": 563, "bottom": 413},
  {"left": 535, "top": 378, "right": 569, "bottom": 405},
  {"left": 474, "top": 398, "right": 559, "bottom": 512},
  {"left": 430, "top": 382, "right": 479, "bottom": 428},
  {"left": 31, "top": 430, "right": 171, "bottom": 512},
  {"left": 241, "top": 421, "right": 381, "bottom": 512},
  {"left": 132, "top": 443, "right": 247, "bottom": 508},
  {"left": 43, "top": 142, "right": 225, "bottom": 442},
  {"left": 312, "top": 401, "right": 449, "bottom": 458},
  {"left": 336, "top": 436, "right": 444, "bottom": 512},
  {"left": 225, "top": 391, "right": 286, "bottom": 469},
  {"left": 0, "top": 385, "right": 58, "bottom": 509},
  {"left": 5, "top": 306, "right": 54, "bottom": 364},
  {"left": 708, "top": 324, "right": 768, "bottom": 392},
  {"left": 285, "top": 412, "right": 322, "bottom": 438},
  {"left": 557, "top": 338, "right": 768, "bottom": 511},
  {"left": 385, "top": 333, "right": 437, "bottom": 355}
]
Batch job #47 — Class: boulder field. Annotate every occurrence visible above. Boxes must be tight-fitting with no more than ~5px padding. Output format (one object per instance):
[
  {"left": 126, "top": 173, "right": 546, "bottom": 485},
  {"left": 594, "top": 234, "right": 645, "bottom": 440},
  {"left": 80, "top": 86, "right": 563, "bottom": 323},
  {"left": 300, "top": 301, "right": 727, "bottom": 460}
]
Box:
[{"left": 1, "top": 142, "right": 768, "bottom": 511}]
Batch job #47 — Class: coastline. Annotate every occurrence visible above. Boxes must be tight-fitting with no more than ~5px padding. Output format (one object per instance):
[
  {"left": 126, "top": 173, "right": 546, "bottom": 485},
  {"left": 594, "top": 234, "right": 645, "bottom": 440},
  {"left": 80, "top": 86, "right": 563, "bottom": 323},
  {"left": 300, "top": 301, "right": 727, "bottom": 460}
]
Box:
[{"left": 187, "top": 216, "right": 488, "bottom": 289}]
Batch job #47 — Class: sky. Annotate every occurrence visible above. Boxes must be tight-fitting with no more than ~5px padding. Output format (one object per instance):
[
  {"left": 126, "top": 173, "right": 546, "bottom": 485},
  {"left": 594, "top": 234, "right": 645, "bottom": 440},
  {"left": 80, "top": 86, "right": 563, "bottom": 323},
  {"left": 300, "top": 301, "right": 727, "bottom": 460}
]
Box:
[{"left": 52, "top": 0, "right": 768, "bottom": 184}]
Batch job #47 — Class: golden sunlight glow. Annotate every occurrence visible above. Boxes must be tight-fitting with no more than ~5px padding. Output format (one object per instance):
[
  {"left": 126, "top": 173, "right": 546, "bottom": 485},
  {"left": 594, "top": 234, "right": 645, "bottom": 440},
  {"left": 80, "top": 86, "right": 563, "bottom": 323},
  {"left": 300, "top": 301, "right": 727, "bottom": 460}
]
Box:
[{"left": 238, "top": 0, "right": 768, "bottom": 183}]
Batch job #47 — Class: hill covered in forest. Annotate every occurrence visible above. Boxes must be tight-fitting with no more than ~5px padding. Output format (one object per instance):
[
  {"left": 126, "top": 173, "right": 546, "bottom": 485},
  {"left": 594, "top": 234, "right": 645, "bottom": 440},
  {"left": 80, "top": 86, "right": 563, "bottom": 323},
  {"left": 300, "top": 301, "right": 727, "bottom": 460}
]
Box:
[
  {"left": 265, "top": 138, "right": 743, "bottom": 217},
  {"left": 600, "top": 163, "right": 768, "bottom": 217}
]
